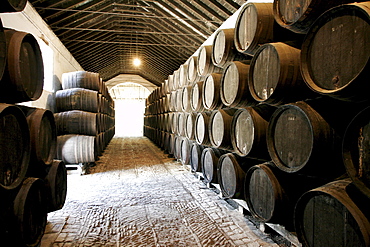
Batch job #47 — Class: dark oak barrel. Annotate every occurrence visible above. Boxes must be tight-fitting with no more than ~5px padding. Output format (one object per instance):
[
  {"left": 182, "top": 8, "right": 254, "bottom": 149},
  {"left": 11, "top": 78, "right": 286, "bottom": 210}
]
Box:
[
  {"left": 273, "top": 0, "right": 356, "bottom": 34},
  {"left": 343, "top": 106, "right": 370, "bottom": 198},
  {"left": 180, "top": 137, "right": 193, "bottom": 165},
  {"left": 0, "top": 20, "right": 6, "bottom": 82},
  {"left": 194, "top": 111, "right": 212, "bottom": 146},
  {"left": 217, "top": 153, "right": 260, "bottom": 199},
  {"left": 197, "top": 45, "right": 222, "bottom": 77},
  {"left": 185, "top": 112, "right": 197, "bottom": 140},
  {"left": 19, "top": 106, "right": 56, "bottom": 170},
  {"left": 190, "top": 81, "right": 205, "bottom": 112},
  {"left": 54, "top": 110, "right": 100, "bottom": 136},
  {"left": 62, "top": 71, "right": 101, "bottom": 92},
  {"left": 12, "top": 177, "right": 47, "bottom": 247},
  {"left": 294, "top": 179, "right": 370, "bottom": 247},
  {"left": 267, "top": 101, "right": 344, "bottom": 177},
  {"left": 212, "top": 28, "right": 249, "bottom": 68},
  {"left": 249, "top": 42, "right": 313, "bottom": 105},
  {"left": 0, "top": 29, "right": 43, "bottom": 103},
  {"left": 202, "top": 73, "right": 223, "bottom": 111},
  {"left": 181, "top": 86, "right": 192, "bottom": 112},
  {"left": 56, "top": 134, "right": 97, "bottom": 164},
  {"left": 201, "top": 147, "right": 225, "bottom": 184},
  {"left": 209, "top": 108, "right": 237, "bottom": 151},
  {"left": 300, "top": 2, "right": 370, "bottom": 102},
  {"left": 231, "top": 104, "right": 276, "bottom": 159},
  {"left": 0, "top": 0, "right": 27, "bottom": 12},
  {"left": 190, "top": 143, "right": 205, "bottom": 173},
  {"left": 220, "top": 61, "right": 256, "bottom": 108},
  {"left": 0, "top": 104, "right": 30, "bottom": 190},
  {"left": 44, "top": 160, "right": 67, "bottom": 213},
  {"left": 56, "top": 88, "right": 99, "bottom": 113}
]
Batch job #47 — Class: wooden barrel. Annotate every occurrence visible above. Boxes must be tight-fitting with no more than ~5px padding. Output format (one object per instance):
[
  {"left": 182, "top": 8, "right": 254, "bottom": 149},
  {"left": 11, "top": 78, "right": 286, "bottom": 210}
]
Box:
[
  {"left": 197, "top": 45, "right": 223, "bottom": 77},
  {"left": 169, "top": 133, "right": 175, "bottom": 156},
  {"left": 209, "top": 108, "right": 237, "bottom": 151},
  {"left": 0, "top": 104, "right": 30, "bottom": 190},
  {"left": 273, "top": 0, "right": 355, "bottom": 34},
  {"left": 190, "top": 81, "right": 205, "bottom": 112},
  {"left": 44, "top": 160, "right": 67, "bottom": 213},
  {"left": 202, "top": 73, "right": 223, "bottom": 110},
  {"left": 0, "top": 20, "right": 6, "bottom": 82},
  {"left": 56, "top": 88, "right": 99, "bottom": 113},
  {"left": 54, "top": 110, "right": 99, "bottom": 136},
  {"left": 185, "top": 112, "right": 197, "bottom": 140},
  {"left": 217, "top": 153, "right": 260, "bottom": 199},
  {"left": 249, "top": 42, "right": 313, "bottom": 105},
  {"left": 169, "top": 90, "right": 177, "bottom": 112},
  {"left": 201, "top": 147, "right": 225, "bottom": 184},
  {"left": 294, "top": 179, "right": 370, "bottom": 247},
  {"left": 180, "top": 137, "right": 192, "bottom": 165},
  {"left": 190, "top": 143, "right": 205, "bottom": 173},
  {"left": 212, "top": 28, "right": 249, "bottom": 68},
  {"left": 194, "top": 111, "right": 212, "bottom": 146},
  {"left": 177, "top": 112, "right": 186, "bottom": 137},
  {"left": 267, "top": 101, "right": 344, "bottom": 177},
  {"left": 343, "top": 106, "right": 370, "bottom": 198},
  {"left": 19, "top": 106, "right": 56, "bottom": 169},
  {"left": 175, "top": 89, "right": 183, "bottom": 112},
  {"left": 234, "top": 3, "right": 276, "bottom": 56},
  {"left": 187, "top": 56, "right": 203, "bottom": 85},
  {"left": 0, "top": 0, "right": 27, "bottom": 12},
  {"left": 12, "top": 177, "right": 47, "bottom": 247},
  {"left": 62, "top": 71, "right": 101, "bottom": 92},
  {"left": 300, "top": 2, "right": 370, "bottom": 102},
  {"left": 220, "top": 61, "right": 256, "bottom": 108},
  {"left": 181, "top": 86, "right": 192, "bottom": 112},
  {"left": 173, "top": 135, "right": 183, "bottom": 160},
  {"left": 178, "top": 63, "right": 189, "bottom": 88},
  {"left": 167, "top": 74, "right": 175, "bottom": 92},
  {"left": 231, "top": 104, "right": 276, "bottom": 159},
  {"left": 0, "top": 29, "right": 43, "bottom": 103},
  {"left": 56, "top": 134, "right": 97, "bottom": 164}
]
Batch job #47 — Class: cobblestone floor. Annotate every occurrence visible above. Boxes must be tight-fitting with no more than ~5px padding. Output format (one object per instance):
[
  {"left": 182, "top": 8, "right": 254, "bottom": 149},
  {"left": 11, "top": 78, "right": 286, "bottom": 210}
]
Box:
[{"left": 40, "top": 137, "right": 281, "bottom": 247}]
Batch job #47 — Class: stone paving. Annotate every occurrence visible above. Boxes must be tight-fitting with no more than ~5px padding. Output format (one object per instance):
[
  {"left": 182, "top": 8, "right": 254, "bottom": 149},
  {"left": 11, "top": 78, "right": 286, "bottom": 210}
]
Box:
[{"left": 40, "top": 137, "right": 281, "bottom": 247}]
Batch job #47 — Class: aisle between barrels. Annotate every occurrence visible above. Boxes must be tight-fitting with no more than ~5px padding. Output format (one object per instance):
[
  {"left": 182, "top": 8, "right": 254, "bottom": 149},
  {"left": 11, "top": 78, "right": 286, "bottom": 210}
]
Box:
[{"left": 40, "top": 137, "right": 280, "bottom": 247}]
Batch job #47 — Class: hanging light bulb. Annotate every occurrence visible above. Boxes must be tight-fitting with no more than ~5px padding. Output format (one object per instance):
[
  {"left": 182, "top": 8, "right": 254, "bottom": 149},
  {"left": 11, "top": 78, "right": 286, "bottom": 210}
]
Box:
[{"left": 133, "top": 58, "right": 141, "bottom": 66}]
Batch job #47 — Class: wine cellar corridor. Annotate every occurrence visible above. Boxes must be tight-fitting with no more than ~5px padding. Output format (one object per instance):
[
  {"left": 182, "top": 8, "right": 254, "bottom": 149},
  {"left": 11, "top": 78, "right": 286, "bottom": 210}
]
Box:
[{"left": 1, "top": 0, "right": 370, "bottom": 246}]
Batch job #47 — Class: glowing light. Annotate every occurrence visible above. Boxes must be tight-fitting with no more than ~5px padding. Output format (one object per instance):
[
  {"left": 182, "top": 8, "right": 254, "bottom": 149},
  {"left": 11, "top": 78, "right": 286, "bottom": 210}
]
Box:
[{"left": 133, "top": 58, "right": 141, "bottom": 66}]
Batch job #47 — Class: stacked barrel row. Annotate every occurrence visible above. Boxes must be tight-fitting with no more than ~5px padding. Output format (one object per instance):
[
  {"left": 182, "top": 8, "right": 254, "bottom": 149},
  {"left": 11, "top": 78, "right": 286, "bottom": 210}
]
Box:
[
  {"left": 55, "top": 71, "right": 115, "bottom": 165},
  {"left": 0, "top": 3, "right": 67, "bottom": 246},
  {"left": 145, "top": 1, "right": 370, "bottom": 246}
]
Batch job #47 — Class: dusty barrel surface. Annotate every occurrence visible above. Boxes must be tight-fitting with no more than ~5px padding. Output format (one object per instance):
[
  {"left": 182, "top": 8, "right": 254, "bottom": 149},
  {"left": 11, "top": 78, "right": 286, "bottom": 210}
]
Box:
[
  {"left": 0, "top": 104, "right": 30, "bottom": 190},
  {"left": 201, "top": 147, "right": 225, "bottom": 184},
  {"left": 294, "top": 179, "right": 370, "bottom": 247},
  {"left": 19, "top": 106, "right": 56, "bottom": 168},
  {"left": 44, "top": 160, "right": 67, "bottom": 213},
  {"left": 202, "top": 73, "right": 223, "bottom": 111},
  {"left": 0, "top": 0, "right": 27, "bottom": 13},
  {"left": 54, "top": 110, "right": 100, "bottom": 136},
  {"left": 190, "top": 81, "right": 205, "bottom": 112},
  {"left": 56, "top": 88, "right": 99, "bottom": 113},
  {"left": 0, "top": 29, "right": 44, "bottom": 103},
  {"left": 266, "top": 101, "right": 344, "bottom": 177},
  {"left": 300, "top": 2, "right": 370, "bottom": 102},
  {"left": 343, "top": 106, "right": 370, "bottom": 198},
  {"left": 56, "top": 134, "right": 97, "bottom": 164},
  {"left": 190, "top": 143, "right": 205, "bottom": 173},
  {"left": 249, "top": 42, "right": 312, "bottom": 105},
  {"left": 212, "top": 28, "right": 247, "bottom": 68},
  {"left": 12, "top": 177, "right": 47, "bottom": 247},
  {"left": 62, "top": 71, "right": 101, "bottom": 92},
  {"left": 209, "top": 108, "right": 237, "bottom": 151},
  {"left": 194, "top": 111, "right": 212, "bottom": 146},
  {"left": 220, "top": 61, "right": 255, "bottom": 108},
  {"left": 197, "top": 45, "right": 222, "bottom": 77},
  {"left": 231, "top": 104, "right": 275, "bottom": 159},
  {"left": 273, "top": 0, "right": 355, "bottom": 34},
  {"left": 217, "top": 153, "right": 259, "bottom": 199}
]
